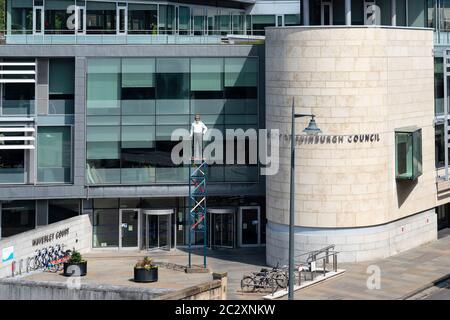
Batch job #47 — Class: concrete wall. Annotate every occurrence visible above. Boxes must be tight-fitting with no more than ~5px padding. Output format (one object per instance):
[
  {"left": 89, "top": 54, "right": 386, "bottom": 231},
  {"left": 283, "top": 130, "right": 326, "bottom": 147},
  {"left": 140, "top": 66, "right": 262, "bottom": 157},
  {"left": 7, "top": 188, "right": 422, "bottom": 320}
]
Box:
[
  {"left": 0, "top": 278, "right": 172, "bottom": 300},
  {"left": 0, "top": 215, "right": 92, "bottom": 279},
  {"left": 265, "top": 26, "right": 437, "bottom": 262},
  {"left": 267, "top": 209, "right": 437, "bottom": 264}
]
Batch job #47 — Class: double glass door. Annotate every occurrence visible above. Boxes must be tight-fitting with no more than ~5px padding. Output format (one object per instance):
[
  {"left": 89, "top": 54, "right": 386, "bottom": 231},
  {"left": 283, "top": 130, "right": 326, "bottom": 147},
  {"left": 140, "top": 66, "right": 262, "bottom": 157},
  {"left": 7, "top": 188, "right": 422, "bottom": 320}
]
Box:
[
  {"left": 146, "top": 214, "right": 171, "bottom": 250},
  {"left": 210, "top": 211, "right": 234, "bottom": 248}
]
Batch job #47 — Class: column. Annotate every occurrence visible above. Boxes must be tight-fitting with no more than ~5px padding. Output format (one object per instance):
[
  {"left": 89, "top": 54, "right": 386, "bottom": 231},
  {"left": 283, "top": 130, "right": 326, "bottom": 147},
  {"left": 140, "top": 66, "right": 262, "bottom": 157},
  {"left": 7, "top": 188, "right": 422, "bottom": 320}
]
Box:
[
  {"left": 345, "top": 0, "right": 352, "bottom": 26},
  {"left": 391, "top": 0, "right": 397, "bottom": 26},
  {"left": 303, "top": 0, "right": 310, "bottom": 26}
]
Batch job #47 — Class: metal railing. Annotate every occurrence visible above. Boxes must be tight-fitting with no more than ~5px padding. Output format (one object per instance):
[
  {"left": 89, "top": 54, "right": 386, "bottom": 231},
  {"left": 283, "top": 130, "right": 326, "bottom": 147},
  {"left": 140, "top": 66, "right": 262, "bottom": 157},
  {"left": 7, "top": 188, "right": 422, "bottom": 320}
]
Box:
[
  {"left": 294, "top": 245, "right": 339, "bottom": 286},
  {"left": 0, "top": 30, "right": 265, "bottom": 45}
]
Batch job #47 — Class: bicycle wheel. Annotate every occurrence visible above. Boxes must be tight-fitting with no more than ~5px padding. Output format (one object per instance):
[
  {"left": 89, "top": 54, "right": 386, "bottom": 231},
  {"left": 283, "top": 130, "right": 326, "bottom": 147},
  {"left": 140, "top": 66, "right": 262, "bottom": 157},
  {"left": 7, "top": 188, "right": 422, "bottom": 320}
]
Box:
[
  {"left": 273, "top": 271, "right": 288, "bottom": 289},
  {"left": 241, "top": 276, "right": 256, "bottom": 292}
]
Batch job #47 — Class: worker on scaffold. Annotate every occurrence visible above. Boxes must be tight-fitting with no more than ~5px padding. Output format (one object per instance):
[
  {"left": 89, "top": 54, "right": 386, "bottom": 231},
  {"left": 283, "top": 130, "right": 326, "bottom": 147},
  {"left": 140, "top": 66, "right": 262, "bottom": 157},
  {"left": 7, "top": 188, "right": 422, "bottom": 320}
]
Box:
[{"left": 190, "top": 114, "right": 208, "bottom": 162}]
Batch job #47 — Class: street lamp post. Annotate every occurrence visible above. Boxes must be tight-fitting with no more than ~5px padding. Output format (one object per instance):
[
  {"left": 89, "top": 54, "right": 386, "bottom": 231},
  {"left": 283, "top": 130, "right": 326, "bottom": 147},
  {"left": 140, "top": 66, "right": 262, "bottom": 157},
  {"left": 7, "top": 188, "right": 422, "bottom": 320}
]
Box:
[{"left": 288, "top": 99, "right": 321, "bottom": 300}]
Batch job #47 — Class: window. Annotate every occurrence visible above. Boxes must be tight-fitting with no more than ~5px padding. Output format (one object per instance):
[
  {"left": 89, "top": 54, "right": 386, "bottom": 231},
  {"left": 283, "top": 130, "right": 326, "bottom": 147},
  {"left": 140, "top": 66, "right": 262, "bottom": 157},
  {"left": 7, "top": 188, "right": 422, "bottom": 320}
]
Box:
[
  {"left": 1, "top": 200, "right": 35, "bottom": 237},
  {"left": 435, "top": 57, "right": 444, "bottom": 116},
  {"left": 128, "top": 3, "right": 157, "bottom": 34},
  {"left": 37, "top": 126, "right": 72, "bottom": 183},
  {"left": 10, "top": 0, "right": 33, "bottom": 34},
  {"left": 1, "top": 83, "right": 35, "bottom": 116},
  {"left": 0, "top": 133, "right": 25, "bottom": 184},
  {"left": 395, "top": 128, "right": 422, "bottom": 180},
  {"left": 48, "top": 199, "right": 80, "bottom": 224},
  {"left": 436, "top": 124, "right": 445, "bottom": 168},
  {"left": 250, "top": 15, "right": 275, "bottom": 35},
  {"left": 86, "top": 1, "right": 116, "bottom": 34},
  {"left": 49, "top": 59, "right": 75, "bottom": 114},
  {"left": 45, "top": 0, "right": 75, "bottom": 35}
]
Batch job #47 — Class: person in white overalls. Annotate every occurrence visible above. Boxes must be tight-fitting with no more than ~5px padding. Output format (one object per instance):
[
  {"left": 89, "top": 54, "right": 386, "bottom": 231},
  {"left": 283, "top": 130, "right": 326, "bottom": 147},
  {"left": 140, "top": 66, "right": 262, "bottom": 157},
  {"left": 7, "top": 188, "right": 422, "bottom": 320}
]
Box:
[{"left": 190, "top": 115, "right": 208, "bottom": 161}]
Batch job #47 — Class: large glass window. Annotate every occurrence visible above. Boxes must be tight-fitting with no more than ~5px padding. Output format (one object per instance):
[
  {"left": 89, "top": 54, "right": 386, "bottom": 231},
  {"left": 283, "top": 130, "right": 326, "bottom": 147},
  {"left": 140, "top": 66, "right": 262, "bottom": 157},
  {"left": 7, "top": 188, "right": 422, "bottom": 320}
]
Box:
[
  {"left": 408, "top": 0, "right": 426, "bottom": 27},
  {"left": 158, "top": 4, "right": 175, "bottom": 35},
  {"left": 93, "top": 208, "right": 119, "bottom": 247},
  {"left": 49, "top": 58, "right": 75, "bottom": 114},
  {"left": 0, "top": 133, "right": 25, "bottom": 184},
  {"left": 436, "top": 124, "right": 445, "bottom": 168},
  {"left": 1, "top": 200, "right": 35, "bottom": 237},
  {"left": 48, "top": 199, "right": 79, "bottom": 224},
  {"left": 9, "top": 0, "right": 33, "bottom": 34},
  {"left": 395, "top": 128, "right": 423, "bottom": 180},
  {"left": 86, "top": 57, "right": 259, "bottom": 185},
  {"left": 251, "top": 15, "right": 275, "bottom": 36},
  {"left": 45, "top": 0, "right": 75, "bottom": 35},
  {"left": 37, "top": 126, "right": 72, "bottom": 184},
  {"left": 435, "top": 57, "right": 444, "bottom": 116},
  {"left": 179, "top": 6, "right": 191, "bottom": 35},
  {"left": 128, "top": 3, "right": 157, "bottom": 34},
  {"left": 86, "top": 1, "right": 116, "bottom": 34},
  {"left": 1, "top": 83, "right": 35, "bottom": 116}
]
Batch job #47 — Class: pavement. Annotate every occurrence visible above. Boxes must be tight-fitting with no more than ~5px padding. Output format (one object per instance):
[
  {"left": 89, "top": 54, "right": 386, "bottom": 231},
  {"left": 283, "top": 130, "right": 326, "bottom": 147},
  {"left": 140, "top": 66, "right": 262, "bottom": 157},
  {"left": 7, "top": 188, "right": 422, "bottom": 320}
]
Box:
[
  {"left": 289, "top": 229, "right": 450, "bottom": 300},
  {"left": 17, "top": 229, "right": 450, "bottom": 300}
]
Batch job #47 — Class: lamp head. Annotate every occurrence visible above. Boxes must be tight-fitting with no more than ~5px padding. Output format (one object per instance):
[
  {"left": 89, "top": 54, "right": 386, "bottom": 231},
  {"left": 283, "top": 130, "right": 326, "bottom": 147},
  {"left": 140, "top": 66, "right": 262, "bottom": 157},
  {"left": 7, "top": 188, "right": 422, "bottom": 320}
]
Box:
[{"left": 303, "top": 116, "right": 321, "bottom": 135}]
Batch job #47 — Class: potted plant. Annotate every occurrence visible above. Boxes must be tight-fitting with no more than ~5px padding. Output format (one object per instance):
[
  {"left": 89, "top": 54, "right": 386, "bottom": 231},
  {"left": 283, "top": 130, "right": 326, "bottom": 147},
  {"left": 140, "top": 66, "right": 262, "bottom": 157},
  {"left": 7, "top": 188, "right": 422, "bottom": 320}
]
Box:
[
  {"left": 134, "top": 257, "right": 158, "bottom": 283},
  {"left": 63, "top": 249, "right": 87, "bottom": 277}
]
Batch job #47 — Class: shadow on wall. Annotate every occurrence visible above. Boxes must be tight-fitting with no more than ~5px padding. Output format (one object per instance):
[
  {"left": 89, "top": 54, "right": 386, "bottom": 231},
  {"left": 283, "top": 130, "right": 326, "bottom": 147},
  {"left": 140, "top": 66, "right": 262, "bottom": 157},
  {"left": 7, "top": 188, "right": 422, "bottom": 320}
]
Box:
[{"left": 396, "top": 179, "right": 418, "bottom": 207}]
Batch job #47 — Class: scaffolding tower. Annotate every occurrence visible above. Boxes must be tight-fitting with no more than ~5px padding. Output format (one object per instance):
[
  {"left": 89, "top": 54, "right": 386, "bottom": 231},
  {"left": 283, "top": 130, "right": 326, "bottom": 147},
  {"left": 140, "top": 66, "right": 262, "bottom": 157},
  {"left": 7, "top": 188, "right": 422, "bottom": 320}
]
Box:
[{"left": 188, "top": 160, "right": 208, "bottom": 268}]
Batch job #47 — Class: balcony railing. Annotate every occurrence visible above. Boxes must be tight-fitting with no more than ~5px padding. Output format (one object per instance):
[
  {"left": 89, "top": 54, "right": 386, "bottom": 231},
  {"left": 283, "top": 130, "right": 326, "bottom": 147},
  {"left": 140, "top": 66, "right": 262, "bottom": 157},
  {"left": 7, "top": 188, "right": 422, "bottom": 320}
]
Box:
[{"left": 0, "top": 30, "right": 265, "bottom": 45}]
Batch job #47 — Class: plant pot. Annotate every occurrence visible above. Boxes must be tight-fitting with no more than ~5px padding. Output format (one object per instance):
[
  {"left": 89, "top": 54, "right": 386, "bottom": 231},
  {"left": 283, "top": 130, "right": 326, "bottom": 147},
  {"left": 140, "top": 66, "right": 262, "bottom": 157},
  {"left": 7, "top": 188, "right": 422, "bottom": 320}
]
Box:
[
  {"left": 63, "top": 261, "right": 87, "bottom": 277},
  {"left": 134, "top": 267, "right": 158, "bottom": 283}
]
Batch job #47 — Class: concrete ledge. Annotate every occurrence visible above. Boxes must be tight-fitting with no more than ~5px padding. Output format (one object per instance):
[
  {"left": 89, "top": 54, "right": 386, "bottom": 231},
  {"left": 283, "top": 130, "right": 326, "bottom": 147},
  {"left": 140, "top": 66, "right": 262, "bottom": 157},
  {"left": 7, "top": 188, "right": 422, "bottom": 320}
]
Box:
[
  {"left": 155, "top": 280, "right": 222, "bottom": 300},
  {"left": 0, "top": 277, "right": 173, "bottom": 300}
]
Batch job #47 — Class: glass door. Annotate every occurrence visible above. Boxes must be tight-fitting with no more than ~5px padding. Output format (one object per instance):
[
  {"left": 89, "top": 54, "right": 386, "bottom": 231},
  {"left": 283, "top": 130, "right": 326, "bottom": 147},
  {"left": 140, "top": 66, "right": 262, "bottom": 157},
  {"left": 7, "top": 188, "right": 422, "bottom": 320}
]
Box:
[
  {"left": 146, "top": 213, "right": 171, "bottom": 250},
  {"left": 321, "top": 2, "right": 333, "bottom": 26},
  {"left": 210, "top": 212, "right": 234, "bottom": 248},
  {"left": 239, "top": 206, "right": 260, "bottom": 246},
  {"left": 119, "top": 209, "right": 139, "bottom": 249},
  {"left": 33, "top": 6, "right": 44, "bottom": 35}
]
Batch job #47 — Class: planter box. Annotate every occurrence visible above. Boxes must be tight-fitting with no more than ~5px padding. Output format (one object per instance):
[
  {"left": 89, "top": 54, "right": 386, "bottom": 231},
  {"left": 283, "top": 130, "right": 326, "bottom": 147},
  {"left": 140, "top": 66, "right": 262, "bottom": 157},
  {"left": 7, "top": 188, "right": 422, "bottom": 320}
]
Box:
[
  {"left": 63, "top": 261, "right": 87, "bottom": 277},
  {"left": 134, "top": 267, "right": 158, "bottom": 283}
]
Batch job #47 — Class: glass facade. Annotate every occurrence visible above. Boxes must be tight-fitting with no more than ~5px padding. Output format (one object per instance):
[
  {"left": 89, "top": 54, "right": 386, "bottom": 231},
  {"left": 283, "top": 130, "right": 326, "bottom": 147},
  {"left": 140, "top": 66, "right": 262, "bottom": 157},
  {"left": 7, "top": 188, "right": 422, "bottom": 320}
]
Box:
[
  {"left": 86, "top": 57, "right": 259, "bottom": 185},
  {"left": 37, "top": 126, "right": 72, "bottom": 184},
  {"left": 6, "top": 0, "right": 299, "bottom": 37},
  {"left": 1, "top": 200, "right": 35, "bottom": 238}
]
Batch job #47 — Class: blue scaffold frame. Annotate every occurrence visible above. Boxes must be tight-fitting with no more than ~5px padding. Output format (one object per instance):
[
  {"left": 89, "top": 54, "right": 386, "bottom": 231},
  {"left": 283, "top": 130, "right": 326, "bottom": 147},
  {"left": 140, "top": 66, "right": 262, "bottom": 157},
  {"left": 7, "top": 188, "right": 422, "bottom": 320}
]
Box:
[{"left": 188, "top": 160, "right": 208, "bottom": 268}]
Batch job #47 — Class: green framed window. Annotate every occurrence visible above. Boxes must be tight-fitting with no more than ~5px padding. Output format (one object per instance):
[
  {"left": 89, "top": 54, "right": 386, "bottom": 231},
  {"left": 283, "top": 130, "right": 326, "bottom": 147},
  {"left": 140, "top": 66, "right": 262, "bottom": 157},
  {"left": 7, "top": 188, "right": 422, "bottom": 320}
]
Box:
[{"left": 395, "top": 127, "right": 422, "bottom": 180}]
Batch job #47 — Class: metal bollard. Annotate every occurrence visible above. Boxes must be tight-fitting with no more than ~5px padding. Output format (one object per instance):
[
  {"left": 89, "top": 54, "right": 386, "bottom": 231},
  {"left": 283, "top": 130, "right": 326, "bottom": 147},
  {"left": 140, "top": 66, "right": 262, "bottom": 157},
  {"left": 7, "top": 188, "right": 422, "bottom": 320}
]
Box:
[
  {"left": 323, "top": 258, "right": 326, "bottom": 276},
  {"left": 333, "top": 253, "right": 337, "bottom": 272}
]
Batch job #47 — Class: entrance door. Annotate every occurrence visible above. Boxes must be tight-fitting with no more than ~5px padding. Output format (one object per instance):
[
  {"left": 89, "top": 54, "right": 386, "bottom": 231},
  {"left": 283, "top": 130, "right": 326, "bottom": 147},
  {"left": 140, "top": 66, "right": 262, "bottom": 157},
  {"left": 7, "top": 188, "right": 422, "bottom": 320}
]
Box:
[
  {"left": 238, "top": 206, "right": 261, "bottom": 246},
  {"left": 33, "top": 6, "right": 44, "bottom": 35},
  {"left": 210, "top": 210, "right": 234, "bottom": 248},
  {"left": 119, "top": 209, "right": 139, "bottom": 249},
  {"left": 321, "top": 2, "right": 333, "bottom": 26},
  {"left": 145, "top": 210, "right": 172, "bottom": 250}
]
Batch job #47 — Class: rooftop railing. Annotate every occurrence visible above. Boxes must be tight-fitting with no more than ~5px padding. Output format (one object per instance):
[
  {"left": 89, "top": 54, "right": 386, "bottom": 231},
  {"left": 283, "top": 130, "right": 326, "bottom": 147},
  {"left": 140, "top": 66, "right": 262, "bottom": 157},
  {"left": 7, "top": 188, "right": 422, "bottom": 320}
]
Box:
[{"left": 0, "top": 30, "right": 265, "bottom": 45}]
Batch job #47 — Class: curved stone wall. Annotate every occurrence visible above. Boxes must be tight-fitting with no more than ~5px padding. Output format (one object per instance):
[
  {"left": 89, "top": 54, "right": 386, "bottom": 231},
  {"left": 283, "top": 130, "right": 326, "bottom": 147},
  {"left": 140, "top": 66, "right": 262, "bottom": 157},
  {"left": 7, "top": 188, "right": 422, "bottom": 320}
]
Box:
[{"left": 265, "top": 26, "right": 436, "bottom": 262}]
